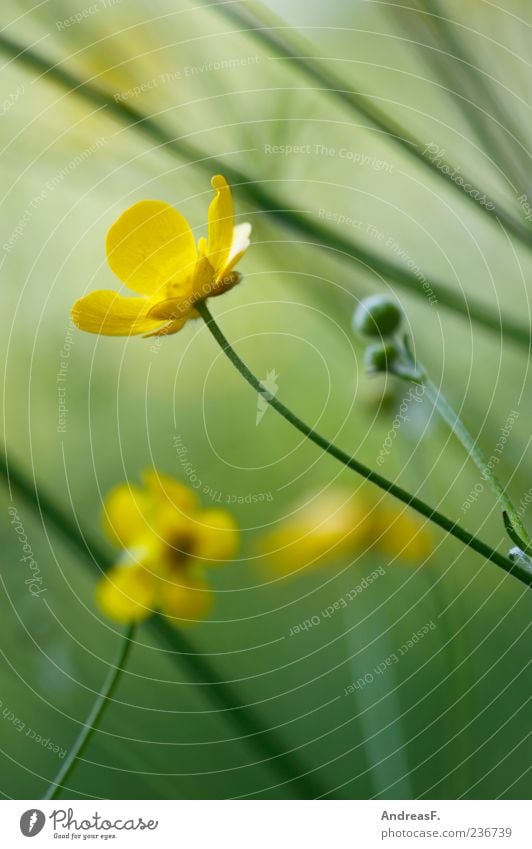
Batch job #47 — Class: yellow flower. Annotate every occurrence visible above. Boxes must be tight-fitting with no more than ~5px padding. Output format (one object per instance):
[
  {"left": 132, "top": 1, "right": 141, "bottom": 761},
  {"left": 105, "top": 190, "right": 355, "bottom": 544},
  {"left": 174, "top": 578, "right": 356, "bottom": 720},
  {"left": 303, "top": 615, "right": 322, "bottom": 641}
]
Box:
[
  {"left": 261, "top": 490, "right": 433, "bottom": 576},
  {"left": 96, "top": 470, "right": 238, "bottom": 625},
  {"left": 372, "top": 504, "right": 433, "bottom": 563},
  {"left": 72, "top": 175, "right": 251, "bottom": 337},
  {"left": 261, "top": 489, "right": 373, "bottom": 576}
]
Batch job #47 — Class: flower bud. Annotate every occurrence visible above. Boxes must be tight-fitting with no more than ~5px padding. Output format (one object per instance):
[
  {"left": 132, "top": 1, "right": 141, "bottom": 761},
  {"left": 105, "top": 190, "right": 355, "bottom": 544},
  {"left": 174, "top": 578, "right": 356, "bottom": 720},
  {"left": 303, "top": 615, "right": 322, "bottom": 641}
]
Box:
[
  {"left": 353, "top": 295, "right": 403, "bottom": 338},
  {"left": 364, "top": 342, "right": 399, "bottom": 374}
]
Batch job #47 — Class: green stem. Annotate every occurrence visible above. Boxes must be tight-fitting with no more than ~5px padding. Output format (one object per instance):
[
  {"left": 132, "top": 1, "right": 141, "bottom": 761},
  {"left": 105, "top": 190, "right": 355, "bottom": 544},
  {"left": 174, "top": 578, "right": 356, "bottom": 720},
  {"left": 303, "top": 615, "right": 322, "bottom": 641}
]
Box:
[
  {"left": 0, "top": 452, "right": 328, "bottom": 798},
  {"left": 196, "top": 300, "right": 531, "bottom": 588},
  {"left": 422, "top": 376, "right": 530, "bottom": 544},
  {"left": 43, "top": 625, "right": 136, "bottom": 799},
  {"left": 0, "top": 34, "right": 530, "bottom": 349},
  {"left": 205, "top": 0, "right": 532, "bottom": 244}
]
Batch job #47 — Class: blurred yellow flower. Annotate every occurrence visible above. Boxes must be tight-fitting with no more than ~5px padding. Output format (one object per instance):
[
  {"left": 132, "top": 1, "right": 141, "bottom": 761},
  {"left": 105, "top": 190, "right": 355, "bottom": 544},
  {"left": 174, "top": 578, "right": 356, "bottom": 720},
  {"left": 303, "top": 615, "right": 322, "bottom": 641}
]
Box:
[
  {"left": 260, "top": 489, "right": 374, "bottom": 576},
  {"left": 96, "top": 470, "right": 238, "bottom": 625},
  {"left": 372, "top": 504, "right": 433, "bottom": 563},
  {"left": 261, "top": 489, "right": 433, "bottom": 575},
  {"left": 72, "top": 175, "right": 251, "bottom": 337}
]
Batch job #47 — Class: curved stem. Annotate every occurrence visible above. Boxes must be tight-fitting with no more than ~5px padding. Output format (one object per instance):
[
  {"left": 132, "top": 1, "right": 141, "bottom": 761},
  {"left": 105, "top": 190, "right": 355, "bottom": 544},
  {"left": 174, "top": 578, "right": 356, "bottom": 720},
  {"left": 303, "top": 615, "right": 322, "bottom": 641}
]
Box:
[
  {"left": 422, "top": 376, "right": 530, "bottom": 544},
  {"left": 0, "top": 34, "right": 530, "bottom": 350},
  {"left": 196, "top": 300, "right": 532, "bottom": 588},
  {"left": 43, "top": 625, "right": 136, "bottom": 800}
]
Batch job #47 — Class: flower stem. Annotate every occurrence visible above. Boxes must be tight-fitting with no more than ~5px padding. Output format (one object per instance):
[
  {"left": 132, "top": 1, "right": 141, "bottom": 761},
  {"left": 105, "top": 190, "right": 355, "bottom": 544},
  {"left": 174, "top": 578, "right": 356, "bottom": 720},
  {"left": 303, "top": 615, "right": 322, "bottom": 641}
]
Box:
[
  {"left": 43, "top": 625, "right": 136, "bottom": 800},
  {"left": 197, "top": 301, "right": 532, "bottom": 588},
  {"left": 421, "top": 376, "right": 530, "bottom": 545},
  {"left": 0, "top": 34, "right": 530, "bottom": 349},
  {"left": 1, "top": 452, "right": 329, "bottom": 798}
]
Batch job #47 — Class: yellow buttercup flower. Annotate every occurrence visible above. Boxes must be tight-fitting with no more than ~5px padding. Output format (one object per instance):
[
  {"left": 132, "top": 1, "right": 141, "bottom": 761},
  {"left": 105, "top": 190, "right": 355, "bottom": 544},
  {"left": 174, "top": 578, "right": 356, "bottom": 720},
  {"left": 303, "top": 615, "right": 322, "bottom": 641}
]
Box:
[
  {"left": 372, "top": 503, "right": 433, "bottom": 562},
  {"left": 261, "top": 489, "right": 433, "bottom": 576},
  {"left": 72, "top": 175, "right": 251, "bottom": 337},
  {"left": 96, "top": 470, "right": 238, "bottom": 625},
  {"left": 261, "top": 489, "right": 374, "bottom": 576}
]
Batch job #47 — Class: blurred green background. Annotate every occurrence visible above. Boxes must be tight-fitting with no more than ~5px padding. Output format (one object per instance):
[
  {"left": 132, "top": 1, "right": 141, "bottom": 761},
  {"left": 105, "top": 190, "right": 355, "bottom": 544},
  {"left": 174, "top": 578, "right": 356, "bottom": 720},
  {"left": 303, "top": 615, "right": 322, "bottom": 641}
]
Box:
[{"left": 0, "top": 0, "right": 530, "bottom": 799}]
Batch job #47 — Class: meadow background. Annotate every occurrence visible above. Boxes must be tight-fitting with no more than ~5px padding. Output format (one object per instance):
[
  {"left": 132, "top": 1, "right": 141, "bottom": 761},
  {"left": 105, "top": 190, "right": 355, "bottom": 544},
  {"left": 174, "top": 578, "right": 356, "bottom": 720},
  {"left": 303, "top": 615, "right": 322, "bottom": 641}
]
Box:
[{"left": 0, "top": 0, "right": 530, "bottom": 799}]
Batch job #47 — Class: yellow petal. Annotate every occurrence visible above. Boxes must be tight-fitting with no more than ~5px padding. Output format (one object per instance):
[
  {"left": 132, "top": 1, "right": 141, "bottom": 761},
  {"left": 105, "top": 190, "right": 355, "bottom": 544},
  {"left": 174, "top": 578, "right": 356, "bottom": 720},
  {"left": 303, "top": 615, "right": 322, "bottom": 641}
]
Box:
[
  {"left": 374, "top": 507, "right": 433, "bottom": 562},
  {"left": 191, "top": 509, "right": 239, "bottom": 563},
  {"left": 207, "top": 175, "right": 234, "bottom": 275},
  {"left": 103, "top": 482, "right": 153, "bottom": 548},
  {"left": 106, "top": 200, "right": 197, "bottom": 297},
  {"left": 261, "top": 491, "right": 372, "bottom": 575},
  {"left": 147, "top": 295, "right": 195, "bottom": 321},
  {"left": 160, "top": 572, "right": 214, "bottom": 624},
  {"left": 220, "top": 222, "right": 251, "bottom": 278},
  {"left": 72, "top": 290, "right": 164, "bottom": 336},
  {"left": 96, "top": 564, "right": 157, "bottom": 623},
  {"left": 143, "top": 318, "right": 189, "bottom": 338},
  {"left": 143, "top": 469, "right": 199, "bottom": 514}
]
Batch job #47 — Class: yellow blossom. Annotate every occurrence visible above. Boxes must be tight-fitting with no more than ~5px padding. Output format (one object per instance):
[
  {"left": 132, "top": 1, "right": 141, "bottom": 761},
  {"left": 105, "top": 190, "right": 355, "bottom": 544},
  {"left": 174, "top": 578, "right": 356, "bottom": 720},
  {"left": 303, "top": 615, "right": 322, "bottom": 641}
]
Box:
[
  {"left": 72, "top": 175, "right": 251, "bottom": 337},
  {"left": 96, "top": 470, "right": 238, "bottom": 625},
  {"left": 261, "top": 489, "right": 433, "bottom": 575},
  {"left": 261, "top": 489, "right": 374, "bottom": 576},
  {"left": 372, "top": 503, "right": 433, "bottom": 562}
]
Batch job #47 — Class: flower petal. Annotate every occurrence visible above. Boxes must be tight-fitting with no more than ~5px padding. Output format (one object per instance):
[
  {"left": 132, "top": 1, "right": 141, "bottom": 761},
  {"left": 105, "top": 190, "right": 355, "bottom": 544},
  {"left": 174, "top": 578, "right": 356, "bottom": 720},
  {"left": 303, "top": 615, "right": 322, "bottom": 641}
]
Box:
[
  {"left": 207, "top": 175, "right": 234, "bottom": 275},
  {"left": 106, "top": 200, "right": 197, "bottom": 297},
  {"left": 159, "top": 571, "right": 214, "bottom": 624},
  {"left": 143, "top": 318, "right": 189, "bottom": 338},
  {"left": 103, "top": 482, "right": 154, "bottom": 548},
  {"left": 72, "top": 290, "right": 164, "bottom": 336},
  {"left": 143, "top": 469, "right": 199, "bottom": 514},
  {"left": 221, "top": 222, "right": 251, "bottom": 277},
  {"left": 191, "top": 509, "right": 239, "bottom": 563},
  {"left": 374, "top": 507, "right": 433, "bottom": 562},
  {"left": 96, "top": 564, "right": 157, "bottom": 623}
]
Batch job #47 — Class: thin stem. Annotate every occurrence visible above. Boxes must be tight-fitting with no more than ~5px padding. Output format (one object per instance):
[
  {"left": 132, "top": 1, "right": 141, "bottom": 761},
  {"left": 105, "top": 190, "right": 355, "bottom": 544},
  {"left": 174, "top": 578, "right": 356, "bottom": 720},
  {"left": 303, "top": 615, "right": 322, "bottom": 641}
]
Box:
[
  {"left": 196, "top": 300, "right": 532, "bottom": 588},
  {"left": 0, "top": 34, "right": 530, "bottom": 349},
  {"left": 43, "top": 625, "right": 136, "bottom": 799},
  {"left": 0, "top": 452, "right": 329, "bottom": 798},
  {"left": 205, "top": 0, "right": 532, "bottom": 245},
  {"left": 422, "top": 376, "right": 530, "bottom": 544}
]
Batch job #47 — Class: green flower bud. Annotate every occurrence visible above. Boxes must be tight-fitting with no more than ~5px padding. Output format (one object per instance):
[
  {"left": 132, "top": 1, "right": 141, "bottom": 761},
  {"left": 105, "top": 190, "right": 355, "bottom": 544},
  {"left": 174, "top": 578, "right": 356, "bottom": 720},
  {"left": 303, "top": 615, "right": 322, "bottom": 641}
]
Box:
[
  {"left": 353, "top": 295, "right": 403, "bottom": 338},
  {"left": 364, "top": 342, "right": 399, "bottom": 374}
]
